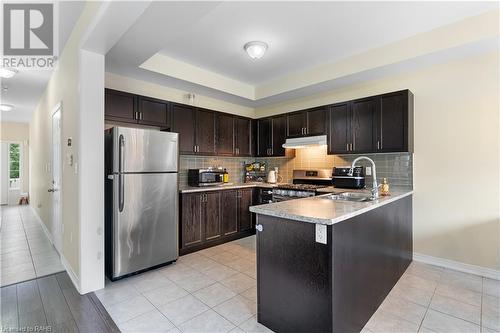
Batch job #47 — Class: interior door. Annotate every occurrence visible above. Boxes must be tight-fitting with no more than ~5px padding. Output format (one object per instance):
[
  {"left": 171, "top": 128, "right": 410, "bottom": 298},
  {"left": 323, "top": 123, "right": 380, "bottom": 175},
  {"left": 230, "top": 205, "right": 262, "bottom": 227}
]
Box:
[
  {"left": 51, "top": 107, "right": 63, "bottom": 252},
  {"left": 113, "top": 172, "right": 178, "bottom": 278},
  {"left": 0, "top": 142, "right": 9, "bottom": 205}
]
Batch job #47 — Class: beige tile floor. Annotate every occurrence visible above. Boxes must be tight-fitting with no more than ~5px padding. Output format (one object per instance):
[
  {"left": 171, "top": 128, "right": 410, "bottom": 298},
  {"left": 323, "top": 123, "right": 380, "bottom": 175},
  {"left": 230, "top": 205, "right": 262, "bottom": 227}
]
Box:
[
  {"left": 0, "top": 205, "right": 64, "bottom": 287},
  {"left": 97, "top": 235, "right": 500, "bottom": 333}
]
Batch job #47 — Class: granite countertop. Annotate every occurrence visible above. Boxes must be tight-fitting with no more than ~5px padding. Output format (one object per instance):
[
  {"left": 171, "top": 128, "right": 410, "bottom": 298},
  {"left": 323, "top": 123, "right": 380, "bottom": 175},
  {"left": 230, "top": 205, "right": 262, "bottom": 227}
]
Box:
[
  {"left": 179, "top": 182, "right": 280, "bottom": 193},
  {"left": 249, "top": 188, "right": 413, "bottom": 225}
]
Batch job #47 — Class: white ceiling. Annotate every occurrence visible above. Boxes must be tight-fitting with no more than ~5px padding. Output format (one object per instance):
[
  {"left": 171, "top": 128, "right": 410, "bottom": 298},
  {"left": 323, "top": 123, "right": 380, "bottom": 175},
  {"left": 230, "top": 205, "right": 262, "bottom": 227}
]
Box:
[
  {"left": 1, "top": 1, "right": 86, "bottom": 123},
  {"left": 106, "top": 1, "right": 499, "bottom": 106}
]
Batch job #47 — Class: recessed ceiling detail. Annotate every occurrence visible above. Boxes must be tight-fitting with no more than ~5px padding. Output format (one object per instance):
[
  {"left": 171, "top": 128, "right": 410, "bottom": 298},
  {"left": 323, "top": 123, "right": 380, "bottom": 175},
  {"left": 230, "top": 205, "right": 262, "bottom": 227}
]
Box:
[{"left": 106, "top": 2, "right": 499, "bottom": 107}]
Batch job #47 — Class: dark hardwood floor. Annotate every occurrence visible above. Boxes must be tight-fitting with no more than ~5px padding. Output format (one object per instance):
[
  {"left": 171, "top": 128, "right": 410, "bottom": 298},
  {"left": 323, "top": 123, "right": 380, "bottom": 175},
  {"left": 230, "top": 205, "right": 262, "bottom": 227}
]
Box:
[{"left": 0, "top": 272, "right": 119, "bottom": 333}]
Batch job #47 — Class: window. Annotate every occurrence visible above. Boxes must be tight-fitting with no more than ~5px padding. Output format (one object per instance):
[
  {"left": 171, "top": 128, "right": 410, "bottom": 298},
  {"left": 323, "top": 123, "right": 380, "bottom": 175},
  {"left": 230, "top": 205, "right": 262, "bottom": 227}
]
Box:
[{"left": 9, "top": 143, "right": 20, "bottom": 189}]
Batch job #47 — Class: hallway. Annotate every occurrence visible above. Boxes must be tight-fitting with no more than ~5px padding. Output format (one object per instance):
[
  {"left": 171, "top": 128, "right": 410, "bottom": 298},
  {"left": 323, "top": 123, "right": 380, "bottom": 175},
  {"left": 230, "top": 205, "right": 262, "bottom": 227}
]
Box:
[{"left": 1, "top": 205, "right": 64, "bottom": 287}]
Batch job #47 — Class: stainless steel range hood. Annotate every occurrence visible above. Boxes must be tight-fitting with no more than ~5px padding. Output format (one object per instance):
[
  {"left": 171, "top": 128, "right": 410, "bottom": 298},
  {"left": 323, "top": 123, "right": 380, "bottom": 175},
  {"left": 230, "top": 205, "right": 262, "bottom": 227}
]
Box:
[{"left": 282, "top": 135, "right": 327, "bottom": 149}]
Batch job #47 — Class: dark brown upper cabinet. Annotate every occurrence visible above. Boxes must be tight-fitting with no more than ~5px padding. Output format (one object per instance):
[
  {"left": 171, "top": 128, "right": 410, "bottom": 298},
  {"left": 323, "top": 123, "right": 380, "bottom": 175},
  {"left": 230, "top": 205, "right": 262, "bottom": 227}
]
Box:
[
  {"left": 328, "top": 103, "right": 351, "bottom": 155},
  {"left": 234, "top": 117, "right": 252, "bottom": 156},
  {"left": 171, "top": 103, "right": 196, "bottom": 154},
  {"left": 351, "top": 98, "right": 377, "bottom": 153},
  {"left": 306, "top": 107, "right": 328, "bottom": 136},
  {"left": 105, "top": 89, "right": 138, "bottom": 124},
  {"left": 287, "top": 111, "right": 307, "bottom": 137},
  {"left": 257, "top": 118, "right": 272, "bottom": 157},
  {"left": 215, "top": 113, "right": 234, "bottom": 156},
  {"left": 137, "top": 96, "right": 171, "bottom": 128},
  {"left": 327, "top": 90, "right": 413, "bottom": 154},
  {"left": 271, "top": 115, "right": 288, "bottom": 157},
  {"left": 256, "top": 116, "right": 294, "bottom": 157},
  {"left": 375, "top": 90, "right": 413, "bottom": 153},
  {"left": 195, "top": 108, "right": 216, "bottom": 155},
  {"left": 171, "top": 105, "right": 216, "bottom": 155},
  {"left": 287, "top": 107, "right": 328, "bottom": 138}
]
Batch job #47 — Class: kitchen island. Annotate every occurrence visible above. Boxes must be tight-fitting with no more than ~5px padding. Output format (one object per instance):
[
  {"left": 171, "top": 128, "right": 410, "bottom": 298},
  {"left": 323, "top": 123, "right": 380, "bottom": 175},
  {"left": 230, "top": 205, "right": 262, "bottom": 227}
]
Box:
[{"left": 249, "top": 190, "right": 413, "bottom": 333}]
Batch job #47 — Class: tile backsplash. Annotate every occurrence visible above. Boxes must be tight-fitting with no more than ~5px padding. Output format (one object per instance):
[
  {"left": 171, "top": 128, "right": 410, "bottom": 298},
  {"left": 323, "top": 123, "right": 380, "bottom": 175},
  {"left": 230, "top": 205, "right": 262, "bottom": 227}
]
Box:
[{"left": 179, "top": 145, "right": 413, "bottom": 188}]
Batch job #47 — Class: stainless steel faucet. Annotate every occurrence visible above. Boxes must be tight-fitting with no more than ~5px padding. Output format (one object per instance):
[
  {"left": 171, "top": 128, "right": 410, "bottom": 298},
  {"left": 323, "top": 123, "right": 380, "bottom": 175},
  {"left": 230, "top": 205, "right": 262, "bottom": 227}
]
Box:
[{"left": 349, "top": 156, "right": 379, "bottom": 199}]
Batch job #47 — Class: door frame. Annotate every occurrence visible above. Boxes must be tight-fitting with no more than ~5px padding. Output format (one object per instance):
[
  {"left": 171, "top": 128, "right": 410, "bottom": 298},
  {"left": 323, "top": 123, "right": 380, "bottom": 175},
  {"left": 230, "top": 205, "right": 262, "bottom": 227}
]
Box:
[{"left": 51, "top": 102, "right": 63, "bottom": 253}]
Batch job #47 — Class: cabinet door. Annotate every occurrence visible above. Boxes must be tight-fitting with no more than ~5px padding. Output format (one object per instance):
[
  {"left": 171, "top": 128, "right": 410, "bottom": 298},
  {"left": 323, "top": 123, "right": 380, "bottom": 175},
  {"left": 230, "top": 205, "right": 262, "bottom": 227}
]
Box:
[
  {"left": 203, "top": 192, "right": 221, "bottom": 241},
  {"left": 221, "top": 190, "right": 238, "bottom": 236},
  {"left": 235, "top": 117, "right": 252, "bottom": 156},
  {"left": 377, "top": 92, "right": 407, "bottom": 152},
  {"left": 172, "top": 104, "right": 196, "bottom": 154},
  {"left": 105, "top": 89, "right": 137, "bottom": 123},
  {"left": 328, "top": 103, "right": 350, "bottom": 154},
  {"left": 238, "top": 189, "right": 253, "bottom": 232},
  {"left": 257, "top": 118, "right": 272, "bottom": 157},
  {"left": 216, "top": 114, "right": 234, "bottom": 156},
  {"left": 351, "top": 99, "right": 376, "bottom": 153},
  {"left": 306, "top": 107, "right": 327, "bottom": 136},
  {"left": 181, "top": 193, "right": 202, "bottom": 248},
  {"left": 196, "top": 109, "right": 216, "bottom": 155},
  {"left": 138, "top": 97, "right": 170, "bottom": 128},
  {"left": 272, "top": 115, "right": 287, "bottom": 156},
  {"left": 287, "top": 111, "right": 307, "bottom": 137}
]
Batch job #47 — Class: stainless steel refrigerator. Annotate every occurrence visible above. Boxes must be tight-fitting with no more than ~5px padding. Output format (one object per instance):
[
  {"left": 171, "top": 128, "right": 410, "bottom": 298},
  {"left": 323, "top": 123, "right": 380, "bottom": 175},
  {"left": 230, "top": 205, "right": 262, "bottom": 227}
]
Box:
[{"left": 105, "top": 127, "right": 179, "bottom": 280}]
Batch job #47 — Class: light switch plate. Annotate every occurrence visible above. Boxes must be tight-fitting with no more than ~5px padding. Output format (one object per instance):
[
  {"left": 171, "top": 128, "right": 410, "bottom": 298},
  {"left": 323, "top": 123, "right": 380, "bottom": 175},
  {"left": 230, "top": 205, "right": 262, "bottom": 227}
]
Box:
[
  {"left": 315, "top": 224, "right": 327, "bottom": 244},
  {"left": 366, "top": 166, "right": 372, "bottom": 175}
]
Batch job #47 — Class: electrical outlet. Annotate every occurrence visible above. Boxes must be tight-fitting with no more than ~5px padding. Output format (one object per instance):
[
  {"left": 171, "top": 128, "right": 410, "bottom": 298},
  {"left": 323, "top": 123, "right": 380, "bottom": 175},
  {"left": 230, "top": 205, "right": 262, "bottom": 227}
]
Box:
[
  {"left": 366, "top": 166, "right": 372, "bottom": 176},
  {"left": 315, "top": 224, "right": 327, "bottom": 244}
]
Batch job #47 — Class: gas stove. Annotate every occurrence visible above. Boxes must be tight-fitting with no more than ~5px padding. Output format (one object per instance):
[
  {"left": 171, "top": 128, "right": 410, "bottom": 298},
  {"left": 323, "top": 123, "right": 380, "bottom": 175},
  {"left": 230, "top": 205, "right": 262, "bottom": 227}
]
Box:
[{"left": 272, "top": 169, "right": 332, "bottom": 202}]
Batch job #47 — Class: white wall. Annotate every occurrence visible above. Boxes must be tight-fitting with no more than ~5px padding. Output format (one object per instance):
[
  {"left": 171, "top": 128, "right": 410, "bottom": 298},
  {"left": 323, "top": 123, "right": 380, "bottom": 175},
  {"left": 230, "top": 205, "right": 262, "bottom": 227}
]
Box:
[
  {"left": 256, "top": 51, "right": 500, "bottom": 271},
  {"left": 29, "top": 2, "right": 104, "bottom": 287}
]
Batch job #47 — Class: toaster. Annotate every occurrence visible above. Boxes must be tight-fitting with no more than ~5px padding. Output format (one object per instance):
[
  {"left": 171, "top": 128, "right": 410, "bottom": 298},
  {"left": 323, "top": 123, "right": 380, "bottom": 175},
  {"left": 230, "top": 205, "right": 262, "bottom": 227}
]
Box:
[{"left": 332, "top": 166, "right": 365, "bottom": 189}]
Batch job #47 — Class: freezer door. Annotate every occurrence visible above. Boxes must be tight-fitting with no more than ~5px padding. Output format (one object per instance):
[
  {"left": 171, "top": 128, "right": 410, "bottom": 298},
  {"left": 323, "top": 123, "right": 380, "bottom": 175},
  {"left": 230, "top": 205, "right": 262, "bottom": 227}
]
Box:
[
  {"left": 112, "top": 172, "right": 178, "bottom": 278},
  {"left": 113, "top": 127, "right": 178, "bottom": 173}
]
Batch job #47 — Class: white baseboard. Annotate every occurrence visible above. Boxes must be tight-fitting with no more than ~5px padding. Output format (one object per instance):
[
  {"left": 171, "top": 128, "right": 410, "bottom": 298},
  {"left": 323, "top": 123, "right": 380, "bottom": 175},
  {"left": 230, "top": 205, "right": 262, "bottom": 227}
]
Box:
[
  {"left": 28, "top": 205, "right": 82, "bottom": 293},
  {"left": 60, "top": 253, "right": 82, "bottom": 293},
  {"left": 30, "top": 205, "right": 54, "bottom": 245},
  {"left": 413, "top": 252, "right": 500, "bottom": 280}
]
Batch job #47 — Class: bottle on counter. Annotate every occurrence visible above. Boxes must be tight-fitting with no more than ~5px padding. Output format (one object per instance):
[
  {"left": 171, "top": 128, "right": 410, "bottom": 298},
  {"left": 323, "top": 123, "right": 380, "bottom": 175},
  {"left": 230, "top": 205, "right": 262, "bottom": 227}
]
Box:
[
  {"left": 223, "top": 169, "right": 229, "bottom": 183},
  {"left": 381, "top": 178, "right": 390, "bottom": 196}
]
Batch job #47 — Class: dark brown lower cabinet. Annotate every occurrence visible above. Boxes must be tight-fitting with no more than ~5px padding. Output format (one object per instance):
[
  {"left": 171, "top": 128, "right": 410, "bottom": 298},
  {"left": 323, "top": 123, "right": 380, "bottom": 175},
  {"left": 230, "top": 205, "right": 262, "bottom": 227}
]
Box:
[
  {"left": 221, "top": 190, "right": 238, "bottom": 236},
  {"left": 238, "top": 189, "right": 253, "bottom": 232},
  {"left": 180, "top": 193, "right": 202, "bottom": 249},
  {"left": 203, "top": 192, "right": 221, "bottom": 241},
  {"left": 180, "top": 189, "right": 256, "bottom": 254},
  {"left": 255, "top": 195, "right": 412, "bottom": 333}
]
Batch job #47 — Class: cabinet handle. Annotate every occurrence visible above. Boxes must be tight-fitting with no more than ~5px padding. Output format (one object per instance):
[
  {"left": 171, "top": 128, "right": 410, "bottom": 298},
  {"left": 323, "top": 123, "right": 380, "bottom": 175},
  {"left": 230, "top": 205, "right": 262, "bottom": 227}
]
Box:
[
  {"left": 351, "top": 143, "right": 354, "bottom": 151},
  {"left": 377, "top": 141, "right": 380, "bottom": 150},
  {"left": 346, "top": 143, "right": 349, "bottom": 151},
  {"left": 139, "top": 112, "right": 143, "bottom": 120}
]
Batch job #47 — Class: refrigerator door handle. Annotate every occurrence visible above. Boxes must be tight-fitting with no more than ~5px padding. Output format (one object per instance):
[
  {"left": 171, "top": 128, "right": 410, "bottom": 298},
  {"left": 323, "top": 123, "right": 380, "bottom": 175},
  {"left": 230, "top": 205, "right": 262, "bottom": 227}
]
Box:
[{"left": 119, "top": 134, "right": 125, "bottom": 212}]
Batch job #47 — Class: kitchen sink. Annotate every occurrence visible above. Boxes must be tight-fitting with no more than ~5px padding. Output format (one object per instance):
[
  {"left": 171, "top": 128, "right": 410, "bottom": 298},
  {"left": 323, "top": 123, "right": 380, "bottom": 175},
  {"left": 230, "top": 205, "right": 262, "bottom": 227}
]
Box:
[{"left": 323, "top": 192, "right": 377, "bottom": 202}]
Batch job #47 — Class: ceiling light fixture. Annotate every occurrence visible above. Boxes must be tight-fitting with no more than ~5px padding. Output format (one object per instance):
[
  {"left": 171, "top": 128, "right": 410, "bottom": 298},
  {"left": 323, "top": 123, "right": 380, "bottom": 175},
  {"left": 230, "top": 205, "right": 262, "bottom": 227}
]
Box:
[
  {"left": 0, "top": 68, "right": 18, "bottom": 78},
  {"left": 0, "top": 104, "right": 14, "bottom": 112},
  {"left": 244, "top": 41, "right": 268, "bottom": 59}
]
